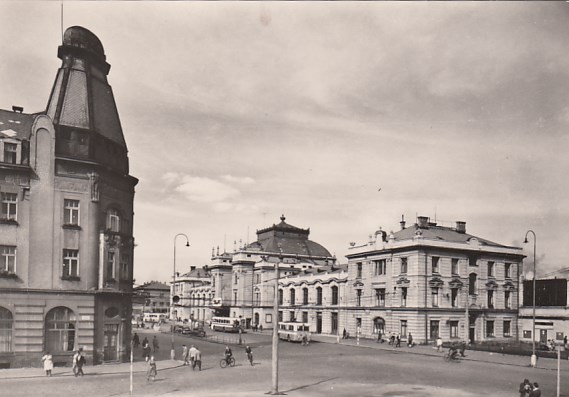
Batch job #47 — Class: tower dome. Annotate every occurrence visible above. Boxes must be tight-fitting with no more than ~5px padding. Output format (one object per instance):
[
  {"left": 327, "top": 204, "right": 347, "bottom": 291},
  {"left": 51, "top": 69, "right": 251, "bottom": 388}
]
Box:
[{"left": 63, "top": 26, "right": 105, "bottom": 59}]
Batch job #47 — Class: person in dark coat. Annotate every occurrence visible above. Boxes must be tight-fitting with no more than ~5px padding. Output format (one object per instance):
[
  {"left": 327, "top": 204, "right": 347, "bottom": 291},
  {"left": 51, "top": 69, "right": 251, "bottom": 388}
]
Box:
[
  {"left": 530, "top": 383, "right": 541, "bottom": 397},
  {"left": 519, "top": 378, "right": 533, "bottom": 397},
  {"left": 132, "top": 333, "right": 140, "bottom": 348}
]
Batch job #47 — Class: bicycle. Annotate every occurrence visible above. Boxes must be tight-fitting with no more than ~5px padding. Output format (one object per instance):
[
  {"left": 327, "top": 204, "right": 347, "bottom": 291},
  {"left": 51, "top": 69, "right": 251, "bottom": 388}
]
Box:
[
  {"left": 247, "top": 352, "right": 253, "bottom": 366},
  {"left": 443, "top": 350, "right": 460, "bottom": 362},
  {"left": 219, "top": 356, "right": 236, "bottom": 368}
]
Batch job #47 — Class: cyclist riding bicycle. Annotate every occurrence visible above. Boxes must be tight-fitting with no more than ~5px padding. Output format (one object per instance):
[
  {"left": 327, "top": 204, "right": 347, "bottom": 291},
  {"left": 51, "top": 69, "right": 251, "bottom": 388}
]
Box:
[
  {"left": 447, "top": 345, "right": 459, "bottom": 361},
  {"left": 224, "top": 345, "right": 233, "bottom": 365},
  {"left": 245, "top": 345, "right": 253, "bottom": 365}
]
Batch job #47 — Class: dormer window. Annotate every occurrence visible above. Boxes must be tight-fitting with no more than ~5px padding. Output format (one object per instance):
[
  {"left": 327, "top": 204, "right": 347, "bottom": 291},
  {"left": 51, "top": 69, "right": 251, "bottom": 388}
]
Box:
[{"left": 3, "top": 143, "right": 17, "bottom": 164}]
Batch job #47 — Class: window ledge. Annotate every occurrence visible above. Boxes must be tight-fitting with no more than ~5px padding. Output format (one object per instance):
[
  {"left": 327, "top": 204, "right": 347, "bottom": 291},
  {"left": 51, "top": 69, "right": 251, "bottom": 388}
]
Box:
[
  {"left": 62, "top": 224, "right": 81, "bottom": 230},
  {"left": 61, "top": 276, "right": 80, "bottom": 281},
  {"left": 0, "top": 271, "right": 18, "bottom": 279},
  {"left": 0, "top": 219, "right": 18, "bottom": 225}
]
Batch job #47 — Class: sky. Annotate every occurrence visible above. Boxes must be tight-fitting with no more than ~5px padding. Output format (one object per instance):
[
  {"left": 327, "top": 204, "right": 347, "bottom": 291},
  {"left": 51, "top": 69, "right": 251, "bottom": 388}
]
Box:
[{"left": 1, "top": 2, "right": 568, "bottom": 283}]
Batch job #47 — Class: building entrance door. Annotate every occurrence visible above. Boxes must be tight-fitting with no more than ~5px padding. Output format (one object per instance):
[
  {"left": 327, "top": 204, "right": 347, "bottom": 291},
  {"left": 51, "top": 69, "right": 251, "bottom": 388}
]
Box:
[
  {"left": 331, "top": 312, "right": 338, "bottom": 334},
  {"left": 316, "top": 312, "right": 322, "bottom": 334},
  {"left": 103, "top": 324, "right": 119, "bottom": 361},
  {"left": 540, "top": 329, "right": 548, "bottom": 344}
]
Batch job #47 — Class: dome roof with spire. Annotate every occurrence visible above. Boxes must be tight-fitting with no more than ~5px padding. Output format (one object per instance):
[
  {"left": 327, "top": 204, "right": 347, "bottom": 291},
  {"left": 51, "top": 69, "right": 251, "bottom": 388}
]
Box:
[{"left": 63, "top": 26, "right": 106, "bottom": 60}]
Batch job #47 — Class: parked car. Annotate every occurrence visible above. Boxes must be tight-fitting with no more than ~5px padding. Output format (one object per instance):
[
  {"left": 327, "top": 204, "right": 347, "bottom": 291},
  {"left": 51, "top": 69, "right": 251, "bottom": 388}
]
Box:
[{"left": 182, "top": 326, "right": 206, "bottom": 337}]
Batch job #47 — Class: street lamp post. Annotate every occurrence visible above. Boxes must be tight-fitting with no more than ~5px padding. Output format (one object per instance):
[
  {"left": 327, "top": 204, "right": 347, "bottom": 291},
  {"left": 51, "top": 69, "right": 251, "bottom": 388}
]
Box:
[
  {"left": 524, "top": 230, "right": 537, "bottom": 368},
  {"left": 171, "top": 233, "right": 190, "bottom": 360}
]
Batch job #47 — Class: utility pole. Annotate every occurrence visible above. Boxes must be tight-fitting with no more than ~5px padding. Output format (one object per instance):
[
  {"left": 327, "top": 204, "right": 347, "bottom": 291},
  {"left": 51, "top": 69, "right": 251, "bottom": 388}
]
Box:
[{"left": 268, "top": 251, "right": 284, "bottom": 395}]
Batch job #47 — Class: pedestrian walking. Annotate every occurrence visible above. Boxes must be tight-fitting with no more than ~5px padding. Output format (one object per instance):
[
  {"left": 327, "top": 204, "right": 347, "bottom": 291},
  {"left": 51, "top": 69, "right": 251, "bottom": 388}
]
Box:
[
  {"left": 459, "top": 340, "right": 467, "bottom": 357},
  {"left": 343, "top": 329, "right": 348, "bottom": 340},
  {"left": 143, "top": 341, "right": 151, "bottom": 362},
  {"left": 147, "top": 356, "right": 157, "bottom": 382},
  {"left": 376, "top": 330, "right": 381, "bottom": 343},
  {"left": 41, "top": 352, "right": 53, "bottom": 377},
  {"left": 152, "top": 336, "right": 159, "bottom": 353},
  {"left": 75, "top": 349, "right": 85, "bottom": 377},
  {"left": 389, "top": 334, "right": 395, "bottom": 345},
  {"left": 259, "top": 324, "right": 263, "bottom": 333},
  {"left": 407, "top": 333, "right": 414, "bottom": 347},
  {"left": 193, "top": 348, "right": 202, "bottom": 371},
  {"left": 182, "top": 344, "right": 189, "bottom": 366},
  {"left": 436, "top": 336, "right": 443, "bottom": 352},
  {"left": 72, "top": 349, "right": 80, "bottom": 376},
  {"left": 395, "top": 334, "right": 401, "bottom": 348},
  {"left": 189, "top": 345, "right": 198, "bottom": 369},
  {"left": 132, "top": 333, "right": 140, "bottom": 348}
]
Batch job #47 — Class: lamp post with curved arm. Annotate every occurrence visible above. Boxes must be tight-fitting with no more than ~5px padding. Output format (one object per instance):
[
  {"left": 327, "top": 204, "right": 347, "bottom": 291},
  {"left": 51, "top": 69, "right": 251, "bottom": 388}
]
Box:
[
  {"left": 524, "top": 230, "right": 537, "bottom": 368},
  {"left": 171, "top": 233, "right": 190, "bottom": 360}
]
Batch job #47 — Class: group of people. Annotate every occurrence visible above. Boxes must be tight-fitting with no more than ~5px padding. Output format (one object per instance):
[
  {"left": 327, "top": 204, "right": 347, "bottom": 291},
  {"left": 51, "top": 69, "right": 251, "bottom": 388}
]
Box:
[
  {"left": 251, "top": 323, "right": 263, "bottom": 332},
  {"left": 131, "top": 333, "right": 159, "bottom": 362},
  {"left": 40, "top": 347, "right": 86, "bottom": 377},
  {"left": 519, "top": 379, "right": 541, "bottom": 397},
  {"left": 182, "top": 344, "right": 202, "bottom": 370}
]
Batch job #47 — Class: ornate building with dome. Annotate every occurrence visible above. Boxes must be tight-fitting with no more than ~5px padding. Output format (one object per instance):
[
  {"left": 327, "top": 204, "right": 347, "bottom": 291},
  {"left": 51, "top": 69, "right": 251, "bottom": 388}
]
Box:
[{"left": 0, "top": 26, "right": 137, "bottom": 367}]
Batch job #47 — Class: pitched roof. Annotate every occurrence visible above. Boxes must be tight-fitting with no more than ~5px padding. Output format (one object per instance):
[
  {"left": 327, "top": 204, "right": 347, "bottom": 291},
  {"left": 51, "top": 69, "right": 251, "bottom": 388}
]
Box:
[
  {"left": 0, "top": 109, "right": 36, "bottom": 140},
  {"left": 135, "top": 281, "right": 170, "bottom": 291},
  {"left": 392, "top": 223, "right": 509, "bottom": 248}
]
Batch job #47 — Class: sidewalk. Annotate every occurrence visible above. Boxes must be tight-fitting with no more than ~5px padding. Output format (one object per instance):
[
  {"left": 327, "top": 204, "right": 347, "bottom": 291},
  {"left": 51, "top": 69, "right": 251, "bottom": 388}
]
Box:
[
  {"left": 310, "top": 333, "right": 569, "bottom": 372},
  {"left": 0, "top": 359, "right": 185, "bottom": 380}
]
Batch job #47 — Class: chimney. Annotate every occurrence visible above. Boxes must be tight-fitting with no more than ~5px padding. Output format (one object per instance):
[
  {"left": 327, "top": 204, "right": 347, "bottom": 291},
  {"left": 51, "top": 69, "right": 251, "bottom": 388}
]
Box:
[
  {"left": 400, "top": 215, "right": 406, "bottom": 230},
  {"left": 190, "top": 266, "right": 196, "bottom": 271},
  {"left": 456, "top": 221, "right": 466, "bottom": 234},
  {"left": 417, "top": 216, "right": 429, "bottom": 228},
  {"left": 12, "top": 106, "right": 23, "bottom": 113}
]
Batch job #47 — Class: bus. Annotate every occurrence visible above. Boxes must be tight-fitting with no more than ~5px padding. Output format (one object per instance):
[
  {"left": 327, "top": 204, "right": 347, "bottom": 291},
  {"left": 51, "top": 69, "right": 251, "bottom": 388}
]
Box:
[
  {"left": 210, "top": 317, "right": 243, "bottom": 333},
  {"left": 278, "top": 322, "right": 311, "bottom": 342},
  {"left": 143, "top": 313, "right": 166, "bottom": 324}
]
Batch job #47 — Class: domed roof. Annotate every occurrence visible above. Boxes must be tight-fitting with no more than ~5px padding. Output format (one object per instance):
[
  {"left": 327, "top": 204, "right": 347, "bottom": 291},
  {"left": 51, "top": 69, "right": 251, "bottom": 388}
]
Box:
[{"left": 63, "top": 26, "right": 105, "bottom": 59}]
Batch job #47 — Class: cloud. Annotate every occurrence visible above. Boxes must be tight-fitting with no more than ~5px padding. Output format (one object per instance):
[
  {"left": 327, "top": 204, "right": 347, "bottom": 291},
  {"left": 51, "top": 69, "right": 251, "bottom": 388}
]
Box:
[
  {"left": 222, "top": 174, "right": 256, "bottom": 185},
  {"left": 162, "top": 173, "right": 240, "bottom": 203}
]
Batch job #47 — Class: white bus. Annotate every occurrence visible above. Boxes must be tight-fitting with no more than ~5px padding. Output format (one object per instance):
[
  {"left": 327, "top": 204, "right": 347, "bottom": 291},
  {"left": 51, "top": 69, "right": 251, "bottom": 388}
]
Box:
[
  {"left": 210, "top": 317, "right": 243, "bottom": 333},
  {"left": 143, "top": 313, "right": 166, "bottom": 323},
  {"left": 278, "top": 322, "right": 311, "bottom": 342}
]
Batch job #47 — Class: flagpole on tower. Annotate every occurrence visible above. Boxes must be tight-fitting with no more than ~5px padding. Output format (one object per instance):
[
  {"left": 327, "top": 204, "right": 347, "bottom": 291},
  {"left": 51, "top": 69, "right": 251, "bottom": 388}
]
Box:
[{"left": 61, "top": 1, "right": 64, "bottom": 44}]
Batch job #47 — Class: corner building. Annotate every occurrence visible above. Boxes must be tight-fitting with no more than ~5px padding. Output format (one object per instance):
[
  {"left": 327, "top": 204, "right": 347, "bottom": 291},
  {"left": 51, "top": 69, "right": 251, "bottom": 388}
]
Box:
[
  {"left": 0, "top": 27, "right": 137, "bottom": 367},
  {"left": 345, "top": 216, "right": 524, "bottom": 345}
]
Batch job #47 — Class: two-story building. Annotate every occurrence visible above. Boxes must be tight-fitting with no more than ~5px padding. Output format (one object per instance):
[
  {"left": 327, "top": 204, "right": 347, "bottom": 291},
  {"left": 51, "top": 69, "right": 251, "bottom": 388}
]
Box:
[
  {"left": 0, "top": 26, "right": 137, "bottom": 367},
  {"left": 345, "top": 216, "right": 524, "bottom": 345}
]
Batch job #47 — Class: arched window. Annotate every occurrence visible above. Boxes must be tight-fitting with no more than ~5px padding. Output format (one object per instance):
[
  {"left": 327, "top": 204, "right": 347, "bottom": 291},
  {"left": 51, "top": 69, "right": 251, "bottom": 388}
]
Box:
[
  {"left": 331, "top": 286, "right": 339, "bottom": 305},
  {"left": 469, "top": 273, "right": 478, "bottom": 295},
  {"left": 302, "top": 287, "right": 309, "bottom": 305},
  {"left": 0, "top": 307, "right": 13, "bottom": 352},
  {"left": 373, "top": 317, "right": 385, "bottom": 335},
  {"left": 290, "top": 288, "right": 296, "bottom": 305},
  {"left": 278, "top": 289, "right": 283, "bottom": 305},
  {"left": 45, "top": 307, "right": 76, "bottom": 352}
]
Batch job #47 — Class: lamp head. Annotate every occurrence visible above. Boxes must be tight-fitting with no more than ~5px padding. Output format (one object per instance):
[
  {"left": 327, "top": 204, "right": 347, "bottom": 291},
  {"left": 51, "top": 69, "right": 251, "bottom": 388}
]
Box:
[
  {"left": 185, "top": 242, "right": 190, "bottom": 247},
  {"left": 524, "top": 237, "right": 528, "bottom": 244}
]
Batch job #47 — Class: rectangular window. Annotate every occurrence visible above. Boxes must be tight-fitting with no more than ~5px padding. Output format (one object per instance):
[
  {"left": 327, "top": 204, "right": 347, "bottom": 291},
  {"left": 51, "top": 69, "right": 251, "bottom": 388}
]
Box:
[
  {"left": 63, "top": 199, "right": 80, "bottom": 225},
  {"left": 505, "top": 263, "right": 511, "bottom": 278},
  {"left": 234, "top": 273, "right": 238, "bottom": 285},
  {"left": 302, "top": 311, "right": 308, "bottom": 323},
  {"left": 430, "top": 320, "right": 439, "bottom": 339},
  {"left": 401, "top": 287, "right": 407, "bottom": 307},
  {"left": 376, "top": 288, "right": 385, "bottom": 307},
  {"left": 289, "top": 311, "right": 295, "bottom": 322},
  {"left": 504, "top": 291, "right": 511, "bottom": 309},
  {"left": 256, "top": 273, "right": 260, "bottom": 284},
  {"left": 400, "top": 320, "right": 407, "bottom": 338},
  {"left": 486, "top": 320, "right": 494, "bottom": 337},
  {"left": 0, "top": 246, "right": 16, "bottom": 273},
  {"left": 431, "top": 287, "right": 439, "bottom": 307},
  {"left": 303, "top": 288, "right": 308, "bottom": 305},
  {"left": 487, "top": 290, "right": 494, "bottom": 309},
  {"left": 234, "top": 291, "right": 237, "bottom": 305},
  {"left": 4, "top": 143, "right": 17, "bottom": 164},
  {"left": 317, "top": 288, "right": 323, "bottom": 305},
  {"left": 119, "top": 254, "right": 129, "bottom": 280},
  {"left": 451, "top": 288, "right": 458, "bottom": 308},
  {"left": 290, "top": 289, "right": 296, "bottom": 305},
  {"left": 356, "top": 262, "right": 362, "bottom": 278},
  {"left": 62, "top": 249, "right": 79, "bottom": 278},
  {"left": 469, "top": 254, "right": 478, "bottom": 267},
  {"left": 401, "top": 258, "right": 408, "bottom": 274},
  {"left": 356, "top": 289, "right": 362, "bottom": 306},
  {"left": 488, "top": 261, "right": 494, "bottom": 277},
  {"left": 451, "top": 258, "right": 459, "bottom": 275},
  {"left": 1, "top": 192, "right": 17, "bottom": 221},
  {"left": 450, "top": 321, "right": 459, "bottom": 338},
  {"left": 503, "top": 320, "right": 511, "bottom": 337},
  {"left": 107, "top": 209, "right": 120, "bottom": 232},
  {"left": 266, "top": 313, "right": 272, "bottom": 324},
  {"left": 278, "top": 289, "right": 283, "bottom": 305},
  {"left": 106, "top": 251, "right": 115, "bottom": 280},
  {"left": 374, "top": 259, "right": 387, "bottom": 275},
  {"left": 432, "top": 257, "right": 439, "bottom": 274},
  {"left": 523, "top": 330, "right": 531, "bottom": 339},
  {"left": 254, "top": 292, "right": 260, "bottom": 305}
]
